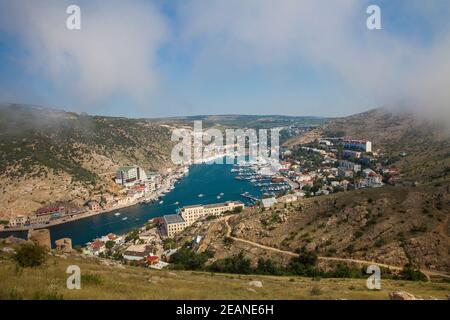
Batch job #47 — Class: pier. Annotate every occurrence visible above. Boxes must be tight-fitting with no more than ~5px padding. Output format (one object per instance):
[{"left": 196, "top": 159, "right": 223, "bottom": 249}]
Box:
[{"left": 240, "top": 192, "right": 260, "bottom": 202}]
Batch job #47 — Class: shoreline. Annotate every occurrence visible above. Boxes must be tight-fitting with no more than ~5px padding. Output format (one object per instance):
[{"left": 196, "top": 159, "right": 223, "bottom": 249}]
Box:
[
  {"left": 0, "top": 157, "right": 246, "bottom": 234},
  {"left": 0, "top": 169, "right": 188, "bottom": 234},
  {"left": 0, "top": 198, "right": 145, "bottom": 233}
]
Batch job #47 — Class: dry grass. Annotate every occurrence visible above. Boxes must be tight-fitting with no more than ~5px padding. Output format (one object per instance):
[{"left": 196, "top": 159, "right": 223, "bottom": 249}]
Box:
[{"left": 0, "top": 254, "right": 449, "bottom": 300}]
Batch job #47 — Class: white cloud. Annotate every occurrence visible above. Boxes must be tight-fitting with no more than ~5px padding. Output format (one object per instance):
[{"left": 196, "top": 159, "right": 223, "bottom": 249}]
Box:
[
  {"left": 178, "top": 0, "right": 450, "bottom": 121},
  {"left": 0, "top": 0, "right": 168, "bottom": 107},
  {"left": 1, "top": 0, "right": 449, "bottom": 121}
]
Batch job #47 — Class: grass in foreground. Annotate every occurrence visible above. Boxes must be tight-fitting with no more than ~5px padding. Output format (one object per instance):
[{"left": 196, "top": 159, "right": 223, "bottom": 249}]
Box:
[{"left": 0, "top": 254, "right": 449, "bottom": 300}]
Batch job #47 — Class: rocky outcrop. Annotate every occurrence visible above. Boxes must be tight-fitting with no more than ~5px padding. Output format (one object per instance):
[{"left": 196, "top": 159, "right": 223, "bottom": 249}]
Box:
[{"left": 389, "top": 291, "right": 420, "bottom": 300}]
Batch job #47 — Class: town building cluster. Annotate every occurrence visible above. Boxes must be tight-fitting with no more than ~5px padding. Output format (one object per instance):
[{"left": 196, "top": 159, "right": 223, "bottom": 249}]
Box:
[
  {"left": 276, "top": 137, "right": 398, "bottom": 198},
  {"left": 7, "top": 164, "right": 189, "bottom": 230}
]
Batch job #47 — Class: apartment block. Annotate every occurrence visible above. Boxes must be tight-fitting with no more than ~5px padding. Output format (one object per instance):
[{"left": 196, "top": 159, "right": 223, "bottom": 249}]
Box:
[{"left": 163, "top": 201, "right": 244, "bottom": 237}]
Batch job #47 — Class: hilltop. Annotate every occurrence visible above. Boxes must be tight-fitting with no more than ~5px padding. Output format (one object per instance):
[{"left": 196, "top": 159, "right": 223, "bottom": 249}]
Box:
[
  {"left": 0, "top": 104, "right": 174, "bottom": 218},
  {"left": 284, "top": 108, "right": 450, "bottom": 183},
  {"left": 0, "top": 105, "right": 325, "bottom": 219}
]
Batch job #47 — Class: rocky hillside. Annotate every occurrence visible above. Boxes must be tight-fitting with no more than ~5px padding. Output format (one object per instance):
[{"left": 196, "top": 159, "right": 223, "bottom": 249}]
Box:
[
  {"left": 0, "top": 104, "right": 174, "bottom": 218},
  {"left": 176, "top": 183, "right": 449, "bottom": 275},
  {"left": 284, "top": 108, "right": 450, "bottom": 183},
  {"left": 177, "top": 109, "right": 450, "bottom": 274}
]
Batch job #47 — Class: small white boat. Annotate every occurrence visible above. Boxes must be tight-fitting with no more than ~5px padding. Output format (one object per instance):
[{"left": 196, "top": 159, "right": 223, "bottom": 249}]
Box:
[
  {"left": 114, "top": 212, "right": 121, "bottom": 217},
  {"left": 159, "top": 200, "right": 164, "bottom": 204},
  {"left": 220, "top": 193, "right": 224, "bottom": 196},
  {"left": 122, "top": 217, "right": 128, "bottom": 221},
  {"left": 174, "top": 201, "right": 179, "bottom": 205},
  {"left": 198, "top": 194, "right": 204, "bottom": 198},
  {"left": 217, "top": 196, "right": 221, "bottom": 199}
]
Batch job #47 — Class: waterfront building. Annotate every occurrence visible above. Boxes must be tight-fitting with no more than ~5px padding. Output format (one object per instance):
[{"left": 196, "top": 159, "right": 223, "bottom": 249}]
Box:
[
  {"left": 115, "top": 166, "right": 148, "bottom": 186},
  {"left": 163, "top": 201, "right": 244, "bottom": 237},
  {"left": 29, "top": 214, "right": 51, "bottom": 225},
  {"left": 87, "top": 201, "right": 101, "bottom": 211},
  {"left": 261, "top": 197, "right": 277, "bottom": 208},
  {"left": 181, "top": 201, "right": 244, "bottom": 225},
  {"left": 9, "top": 215, "right": 29, "bottom": 228},
  {"left": 163, "top": 214, "right": 187, "bottom": 237}
]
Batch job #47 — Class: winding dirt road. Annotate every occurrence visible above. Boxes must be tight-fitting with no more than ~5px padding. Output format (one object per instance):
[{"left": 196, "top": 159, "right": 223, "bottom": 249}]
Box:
[{"left": 222, "top": 216, "right": 450, "bottom": 279}]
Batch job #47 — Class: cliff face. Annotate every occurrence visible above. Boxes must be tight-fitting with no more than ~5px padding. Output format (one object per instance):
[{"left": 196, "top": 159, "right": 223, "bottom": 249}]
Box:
[{"left": 0, "top": 104, "right": 174, "bottom": 218}]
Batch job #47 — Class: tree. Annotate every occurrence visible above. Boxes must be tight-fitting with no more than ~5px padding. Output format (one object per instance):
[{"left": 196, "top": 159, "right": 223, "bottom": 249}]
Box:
[
  {"left": 401, "top": 263, "right": 428, "bottom": 281},
  {"left": 105, "top": 240, "right": 115, "bottom": 250},
  {"left": 256, "top": 258, "right": 281, "bottom": 275},
  {"left": 233, "top": 206, "right": 243, "bottom": 214},
  {"left": 295, "top": 247, "right": 318, "bottom": 266},
  {"left": 209, "top": 252, "right": 252, "bottom": 274},
  {"left": 13, "top": 243, "right": 47, "bottom": 268}
]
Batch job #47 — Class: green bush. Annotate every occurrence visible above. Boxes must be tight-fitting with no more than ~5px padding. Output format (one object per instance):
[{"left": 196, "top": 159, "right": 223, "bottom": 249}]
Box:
[
  {"left": 208, "top": 252, "right": 252, "bottom": 274},
  {"left": 170, "top": 248, "right": 213, "bottom": 270},
  {"left": 401, "top": 264, "right": 428, "bottom": 281},
  {"left": 13, "top": 244, "right": 47, "bottom": 268},
  {"left": 256, "top": 258, "right": 283, "bottom": 275}
]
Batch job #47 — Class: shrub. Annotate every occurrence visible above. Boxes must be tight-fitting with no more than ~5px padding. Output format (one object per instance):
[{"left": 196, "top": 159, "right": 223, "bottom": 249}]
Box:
[
  {"left": 13, "top": 244, "right": 47, "bottom": 268},
  {"left": 162, "top": 238, "right": 176, "bottom": 250},
  {"left": 401, "top": 264, "right": 428, "bottom": 281},
  {"left": 354, "top": 230, "right": 364, "bottom": 238},
  {"left": 310, "top": 286, "right": 322, "bottom": 296},
  {"left": 295, "top": 247, "right": 318, "bottom": 266},
  {"left": 105, "top": 240, "right": 115, "bottom": 250},
  {"left": 256, "top": 258, "right": 283, "bottom": 275},
  {"left": 170, "top": 248, "right": 213, "bottom": 270},
  {"left": 223, "top": 237, "right": 234, "bottom": 246},
  {"left": 208, "top": 252, "right": 252, "bottom": 274},
  {"left": 233, "top": 206, "right": 243, "bottom": 214}
]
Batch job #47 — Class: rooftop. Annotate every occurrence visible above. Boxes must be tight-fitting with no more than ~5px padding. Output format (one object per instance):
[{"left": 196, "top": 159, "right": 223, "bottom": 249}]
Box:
[
  {"left": 117, "top": 166, "right": 137, "bottom": 172},
  {"left": 163, "top": 214, "right": 185, "bottom": 224},
  {"left": 183, "top": 201, "right": 243, "bottom": 210}
]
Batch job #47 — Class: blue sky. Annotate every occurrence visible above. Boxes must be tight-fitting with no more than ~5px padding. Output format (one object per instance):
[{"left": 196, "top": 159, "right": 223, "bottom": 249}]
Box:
[{"left": 0, "top": 0, "right": 449, "bottom": 118}]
